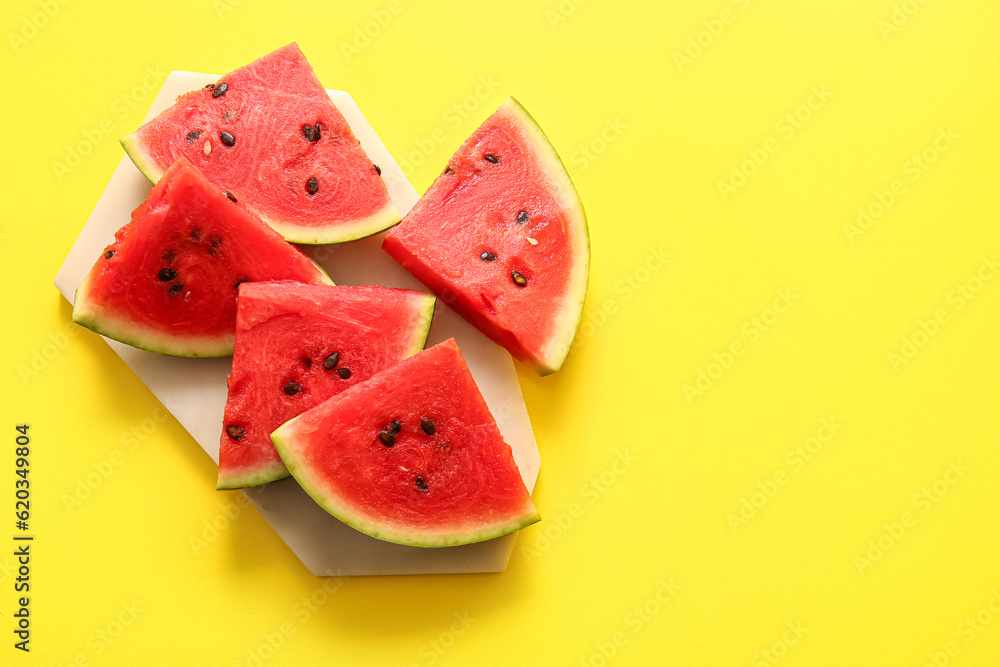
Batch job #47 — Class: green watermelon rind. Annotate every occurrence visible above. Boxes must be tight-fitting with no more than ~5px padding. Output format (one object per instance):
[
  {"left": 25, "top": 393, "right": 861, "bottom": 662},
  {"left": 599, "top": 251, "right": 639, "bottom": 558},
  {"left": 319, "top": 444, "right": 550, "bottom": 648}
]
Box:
[
  {"left": 501, "top": 97, "right": 591, "bottom": 375},
  {"left": 263, "top": 206, "right": 402, "bottom": 246},
  {"left": 215, "top": 461, "right": 291, "bottom": 491},
  {"left": 215, "top": 290, "right": 436, "bottom": 490},
  {"left": 119, "top": 132, "right": 164, "bottom": 183},
  {"left": 270, "top": 420, "right": 541, "bottom": 548},
  {"left": 406, "top": 293, "right": 438, "bottom": 356}
]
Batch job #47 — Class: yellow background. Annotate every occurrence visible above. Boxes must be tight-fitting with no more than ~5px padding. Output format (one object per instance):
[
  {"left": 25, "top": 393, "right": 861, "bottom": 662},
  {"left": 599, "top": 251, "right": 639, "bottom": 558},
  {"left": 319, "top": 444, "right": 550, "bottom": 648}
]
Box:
[{"left": 2, "top": 0, "right": 999, "bottom": 664}]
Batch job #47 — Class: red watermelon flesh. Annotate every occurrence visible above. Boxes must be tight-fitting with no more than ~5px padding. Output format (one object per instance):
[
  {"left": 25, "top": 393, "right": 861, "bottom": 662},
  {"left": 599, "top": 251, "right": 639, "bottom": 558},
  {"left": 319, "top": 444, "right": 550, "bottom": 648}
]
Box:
[
  {"left": 121, "top": 42, "right": 399, "bottom": 244},
  {"left": 218, "top": 282, "right": 436, "bottom": 489},
  {"left": 72, "top": 158, "right": 332, "bottom": 357},
  {"left": 271, "top": 338, "right": 539, "bottom": 547},
  {"left": 382, "top": 97, "right": 589, "bottom": 375}
]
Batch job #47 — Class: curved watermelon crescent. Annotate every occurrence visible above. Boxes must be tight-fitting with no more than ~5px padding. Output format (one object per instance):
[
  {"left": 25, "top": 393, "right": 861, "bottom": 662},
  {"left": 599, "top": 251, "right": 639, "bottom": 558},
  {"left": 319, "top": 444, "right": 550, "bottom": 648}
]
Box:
[
  {"left": 120, "top": 134, "right": 401, "bottom": 246},
  {"left": 503, "top": 97, "right": 591, "bottom": 375},
  {"left": 264, "top": 207, "right": 401, "bottom": 246}
]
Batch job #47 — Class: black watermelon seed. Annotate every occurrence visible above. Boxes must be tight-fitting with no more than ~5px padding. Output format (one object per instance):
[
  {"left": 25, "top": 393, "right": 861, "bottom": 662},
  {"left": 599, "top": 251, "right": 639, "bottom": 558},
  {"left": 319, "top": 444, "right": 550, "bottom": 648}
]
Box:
[
  {"left": 484, "top": 153, "right": 499, "bottom": 164},
  {"left": 190, "top": 228, "right": 202, "bottom": 240},
  {"left": 420, "top": 418, "right": 435, "bottom": 435},
  {"left": 323, "top": 352, "right": 340, "bottom": 370},
  {"left": 225, "top": 425, "right": 244, "bottom": 440},
  {"left": 186, "top": 130, "right": 202, "bottom": 142},
  {"left": 313, "top": 123, "right": 322, "bottom": 140},
  {"left": 389, "top": 420, "right": 401, "bottom": 434},
  {"left": 480, "top": 251, "right": 496, "bottom": 262},
  {"left": 517, "top": 210, "right": 529, "bottom": 225},
  {"left": 511, "top": 270, "right": 528, "bottom": 287},
  {"left": 373, "top": 164, "right": 381, "bottom": 175},
  {"left": 283, "top": 381, "right": 301, "bottom": 396},
  {"left": 302, "top": 124, "right": 316, "bottom": 141},
  {"left": 303, "top": 357, "right": 312, "bottom": 368},
  {"left": 158, "top": 268, "right": 177, "bottom": 281},
  {"left": 103, "top": 250, "right": 115, "bottom": 260},
  {"left": 337, "top": 367, "right": 351, "bottom": 379},
  {"left": 212, "top": 83, "right": 228, "bottom": 98},
  {"left": 415, "top": 476, "right": 429, "bottom": 491},
  {"left": 306, "top": 177, "right": 319, "bottom": 195},
  {"left": 220, "top": 131, "right": 235, "bottom": 146},
  {"left": 168, "top": 283, "right": 183, "bottom": 296},
  {"left": 444, "top": 166, "right": 452, "bottom": 174},
  {"left": 378, "top": 431, "right": 396, "bottom": 447},
  {"left": 224, "top": 190, "right": 237, "bottom": 202}
]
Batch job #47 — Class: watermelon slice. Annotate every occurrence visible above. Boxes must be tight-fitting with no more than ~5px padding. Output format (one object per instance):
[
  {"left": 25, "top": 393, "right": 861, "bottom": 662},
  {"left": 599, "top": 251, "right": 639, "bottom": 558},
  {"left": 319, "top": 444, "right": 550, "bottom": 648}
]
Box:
[
  {"left": 271, "top": 338, "right": 540, "bottom": 547},
  {"left": 72, "top": 158, "right": 332, "bottom": 357},
  {"left": 382, "top": 97, "right": 589, "bottom": 375},
  {"left": 121, "top": 43, "right": 399, "bottom": 244},
  {"left": 218, "top": 282, "right": 436, "bottom": 489}
]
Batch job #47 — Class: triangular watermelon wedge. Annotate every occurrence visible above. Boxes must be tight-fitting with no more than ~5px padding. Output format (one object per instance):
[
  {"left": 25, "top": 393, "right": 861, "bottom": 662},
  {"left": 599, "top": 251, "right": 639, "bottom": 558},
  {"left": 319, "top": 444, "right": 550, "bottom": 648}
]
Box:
[
  {"left": 121, "top": 42, "right": 399, "bottom": 244},
  {"left": 382, "top": 97, "right": 589, "bottom": 374},
  {"left": 72, "top": 158, "right": 332, "bottom": 357},
  {"left": 271, "top": 338, "right": 540, "bottom": 547},
  {"left": 218, "top": 282, "right": 436, "bottom": 489}
]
